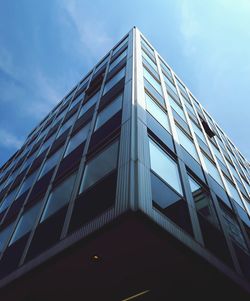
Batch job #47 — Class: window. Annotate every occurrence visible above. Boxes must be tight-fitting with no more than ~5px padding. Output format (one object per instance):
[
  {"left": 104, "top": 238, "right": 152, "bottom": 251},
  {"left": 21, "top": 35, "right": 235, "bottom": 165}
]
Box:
[
  {"left": 225, "top": 178, "right": 244, "bottom": 208},
  {"left": 163, "top": 74, "right": 177, "bottom": 95},
  {"left": 4, "top": 168, "right": 19, "bottom": 188},
  {"left": 183, "top": 97, "right": 195, "bottom": 115},
  {"left": 160, "top": 60, "right": 172, "bottom": 77},
  {"left": 0, "top": 187, "right": 19, "bottom": 213},
  {"left": 113, "top": 37, "right": 128, "bottom": 55},
  {"left": 37, "top": 133, "right": 56, "bottom": 156},
  {"left": 95, "top": 56, "right": 108, "bottom": 73},
  {"left": 202, "top": 154, "right": 223, "bottom": 187},
  {"left": 143, "top": 67, "right": 162, "bottom": 95},
  {"left": 16, "top": 169, "right": 39, "bottom": 198},
  {"left": 103, "top": 67, "right": 126, "bottom": 95},
  {"left": 188, "top": 175, "right": 219, "bottom": 227},
  {"left": 78, "top": 91, "right": 100, "bottom": 118},
  {"left": 40, "top": 173, "right": 76, "bottom": 222},
  {"left": 52, "top": 109, "right": 66, "bottom": 126},
  {"left": 149, "top": 138, "right": 183, "bottom": 195},
  {"left": 9, "top": 201, "right": 43, "bottom": 245},
  {"left": 210, "top": 142, "right": 224, "bottom": 163},
  {"left": 228, "top": 161, "right": 242, "bottom": 183},
  {"left": 38, "top": 147, "right": 63, "bottom": 179},
  {"left": 176, "top": 78, "right": 188, "bottom": 96},
  {"left": 37, "top": 126, "right": 50, "bottom": 142},
  {"left": 191, "top": 120, "right": 207, "bottom": 144},
  {"left": 141, "top": 38, "right": 154, "bottom": 56},
  {"left": 79, "top": 140, "right": 119, "bottom": 193},
  {"left": 95, "top": 94, "right": 123, "bottom": 131},
  {"left": 220, "top": 202, "right": 247, "bottom": 250},
  {"left": 64, "top": 89, "right": 76, "bottom": 104},
  {"left": 64, "top": 123, "right": 90, "bottom": 157},
  {"left": 0, "top": 223, "right": 14, "bottom": 253},
  {"left": 78, "top": 75, "right": 90, "bottom": 91},
  {"left": 176, "top": 127, "right": 199, "bottom": 161},
  {"left": 168, "top": 95, "right": 186, "bottom": 120},
  {"left": 69, "top": 93, "right": 83, "bottom": 110},
  {"left": 145, "top": 93, "right": 170, "bottom": 132},
  {"left": 142, "top": 49, "right": 157, "bottom": 71},
  {"left": 57, "top": 113, "right": 77, "bottom": 138},
  {"left": 109, "top": 50, "right": 127, "bottom": 71}
]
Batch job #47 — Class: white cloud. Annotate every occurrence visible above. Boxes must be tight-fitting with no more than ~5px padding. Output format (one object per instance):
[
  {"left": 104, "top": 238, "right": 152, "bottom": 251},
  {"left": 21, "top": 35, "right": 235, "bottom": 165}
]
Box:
[
  {"left": 59, "top": 0, "right": 114, "bottom": 61},
  {"left": 0, "top": 129, "right": 23, "bottom": 149},
  {"left": 0, "top": 46, "right": 16, "bottom": 78},
  {"left": 179, "top": 0, "right": 201, "bottom": 56}
]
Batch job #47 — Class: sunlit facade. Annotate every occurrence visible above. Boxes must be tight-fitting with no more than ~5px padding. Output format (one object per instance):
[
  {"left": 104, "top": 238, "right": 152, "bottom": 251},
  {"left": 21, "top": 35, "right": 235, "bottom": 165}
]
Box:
[{"left": 0, "top": 27, "right": 249, "bottom": 299}]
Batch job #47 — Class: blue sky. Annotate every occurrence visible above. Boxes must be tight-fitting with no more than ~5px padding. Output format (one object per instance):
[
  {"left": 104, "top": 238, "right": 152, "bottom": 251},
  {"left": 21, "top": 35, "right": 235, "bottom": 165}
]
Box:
[{"left": 0, "top": 0, "right": 250, "bottom": 166}]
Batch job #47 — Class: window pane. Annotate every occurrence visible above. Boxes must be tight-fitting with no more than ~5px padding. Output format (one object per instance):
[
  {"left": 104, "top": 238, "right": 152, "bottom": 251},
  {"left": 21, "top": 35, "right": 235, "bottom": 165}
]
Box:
[
  {"left": 188, "top": 175, "right": 219, "bottom": 227},
  {"left": 17, "top": 169, "right": 39, "bottom": 198},
  {"left": 38, "top": 147, "right": 63, "bottom": 179},
  {"left": 109, "top": 50, "right": 127, "bottom": 71},
  {"left": 142, "top": 49, "right": 157, "bottom": 71},
  {"left": 145, "top": 93, "right": 170, "bottom": 132},
  {"left": 41, "top": 172, "right": 76, "bottom": 222},
  {"left": 143, "top": 68, "right": 162, "bottom": 95},
  {"left": 0, "top": 223, "right": 14, "bottom": 253},
  {"left": 79, "top": 91, "right": 99, "bottom": 118},
  {"left": 69, "top": 93, "right": 83, "bottom": 110},
  {"left": 80, "top": 140, "right": 119, "bottom": 193},
  {"left": 64, "top": 123, "right": 90, "bottom": 157},
  {"left": 160, "top": 60, "right": 172, "bottom": 77},
  {"left": 103, "top": 68, "right": 126, "bottom": 95},
  {"left": 202, "top": 154, "right": 223, "bottom": 187},
  {"left": 9, "top": 201, "right": 42, "bottom": 245},
  {"left": 163, "top": 74, "right": 177, "bottom": 95},
  {"left": 225, "top": 178, "right": 244, "bottom": 208},
  {"left": 57, "top": 113, "right": 77, "bottom": 138},
  {"left": 210, "top": 143, "right": 224, "bottom": 163},
  {"left": 141, "top": 38, "right": 154, "bottom": 55},
  {"left": 0, "top": 187, "right": 18, "bottom": 213},
  {"left": 191, "top": 121, "right": 207, "bottom": 144},
  {"left": 95, "top": 57, "right": 108, "bottom": 73},
  {"left": 38, "top": 133, "right": 56, "bottom": 156},
  {"left": 78, "top": 75, "right": 90, "bottom": 90},
  {"left": 95, "top": 94, "right": 123, "bottom": 131},
  {"left": 149, "top": 139, "right": 183, "bottom": 195},
  {"left": 176, "top": 127, "right": 199, "bottom": 161},
  {"left": 169, "top": 95, "right": 186, "bottom": 120},
  {"left": 220, "top": 203, "right": 247, "bottom": 250},
  {"left": 183, "top": 97, "right": 195, "bottom": 115},
  {"left": 113, "top": 37, "right": 128, "bottom": 55}
]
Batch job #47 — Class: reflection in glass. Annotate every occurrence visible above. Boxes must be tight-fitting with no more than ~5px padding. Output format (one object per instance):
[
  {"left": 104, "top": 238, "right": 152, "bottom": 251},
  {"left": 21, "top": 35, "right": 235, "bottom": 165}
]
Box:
[
  {"left": 95, "top": 94, "right": 122, "bottom": 131},
  {"left": 143, "top": 68, "right": 162, "bottom": 95},
  {"left": 103, "top": 67, "right": 126, "bottom": 95},
  {"left": 64, "top": 123, "right": 90, "bottom": 157},
  {"left": 149, "top": 138, "right": 183, "bottom": 195},
  {"left": 9, "top": 201, "right": 43, "bottom": 245},
  {"left": 80, "top": 140, "right": 119, "bottom": 193},
  {"left": 145, "top": 93, "right": 170, "bottom": 132},
  {"left": 0, "top": 223, "right": 14, "bottom": 252},
  {"left": 41, "top": 172, "right": 76, "bottom": 222},
  {"left": 188, "top": 175, "right": 219, "bottom": 228}
]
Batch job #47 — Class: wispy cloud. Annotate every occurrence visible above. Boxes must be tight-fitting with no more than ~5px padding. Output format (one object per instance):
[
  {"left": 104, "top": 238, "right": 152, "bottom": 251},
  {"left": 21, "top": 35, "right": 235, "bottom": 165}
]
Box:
[
  {"left": 59, "top": 0, "right": 114, "bottom": 62},
  {"left": 0, "top": 44, "right": 64, "bottom": 120},
  {"left": 179, "top": 0, "right": 201, "bottom": 56},
  {"left": 0, "top": 129, "right": 23, "bottom": 149},
  {"left": 24, "top": 70, "right": 64, "bottom": 119}
]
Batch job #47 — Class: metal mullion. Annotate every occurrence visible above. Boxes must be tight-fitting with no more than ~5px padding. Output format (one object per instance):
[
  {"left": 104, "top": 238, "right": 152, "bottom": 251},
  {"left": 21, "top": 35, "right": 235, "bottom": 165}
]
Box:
[{"left": 60, "top": 46, "right": 114, "bottom": 239}]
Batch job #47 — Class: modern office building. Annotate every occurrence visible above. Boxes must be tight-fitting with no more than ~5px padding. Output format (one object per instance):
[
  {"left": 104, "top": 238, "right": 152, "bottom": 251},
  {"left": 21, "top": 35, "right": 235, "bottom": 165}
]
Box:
[{"left": 0, "top": 27, "right": 249, "bottom": 300}]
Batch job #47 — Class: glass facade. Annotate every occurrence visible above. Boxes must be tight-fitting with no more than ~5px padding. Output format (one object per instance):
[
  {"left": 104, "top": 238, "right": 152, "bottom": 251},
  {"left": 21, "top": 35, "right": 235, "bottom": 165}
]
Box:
[{"left": 0, "top": 27, "right": 249, "bottom": 291}]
